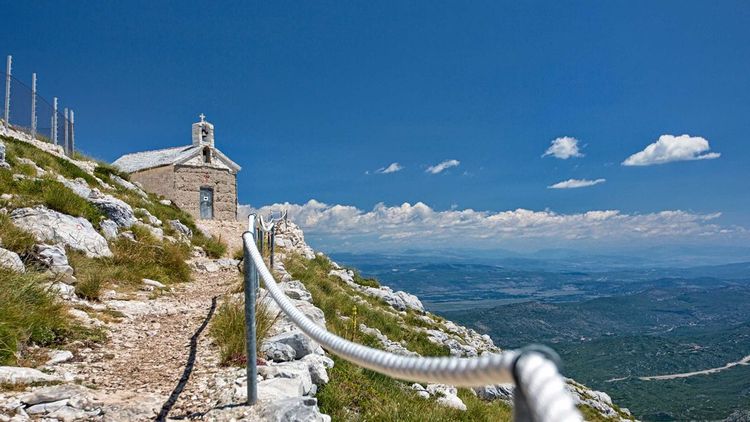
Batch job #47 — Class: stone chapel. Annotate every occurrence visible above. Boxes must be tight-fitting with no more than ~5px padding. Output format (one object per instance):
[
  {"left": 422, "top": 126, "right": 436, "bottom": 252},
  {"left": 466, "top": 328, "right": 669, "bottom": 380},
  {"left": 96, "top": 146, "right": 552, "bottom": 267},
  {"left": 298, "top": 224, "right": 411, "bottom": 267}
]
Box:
[{"left": 113, "top": 115, "right": 241, "bottom": 221}]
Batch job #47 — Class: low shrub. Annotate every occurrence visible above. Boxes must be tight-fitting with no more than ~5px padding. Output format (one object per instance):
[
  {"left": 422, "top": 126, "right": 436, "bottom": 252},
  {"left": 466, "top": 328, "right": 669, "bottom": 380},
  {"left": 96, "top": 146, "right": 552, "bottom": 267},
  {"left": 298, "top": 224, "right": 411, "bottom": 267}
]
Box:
[
  {"left": 0, "top": 269, "right": 71, "bottom": 365},
  {"left": 75, "top": 272, "right": 104, "bottom": 301},
  {"left": 93, "top": 163, "right": 131, "bottom": 182},
  {"left": 195, "top": 233, "right": 227, "bottom": 258},
  {"left": 210, "top": 294, "right": 279, "bottom": 366},
  {"left": 110, "top": 237, "right": 191, "bottom": 285}
]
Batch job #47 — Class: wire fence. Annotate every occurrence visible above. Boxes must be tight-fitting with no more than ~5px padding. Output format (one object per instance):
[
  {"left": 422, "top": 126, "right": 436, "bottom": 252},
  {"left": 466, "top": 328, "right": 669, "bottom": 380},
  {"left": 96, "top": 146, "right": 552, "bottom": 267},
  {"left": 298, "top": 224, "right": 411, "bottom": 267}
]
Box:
[
  {"left": 1, "top": 55, "right": 76, "bottom": 156},
  {"left": 243, "top": 214, "right": 582, "bottom": 422}
]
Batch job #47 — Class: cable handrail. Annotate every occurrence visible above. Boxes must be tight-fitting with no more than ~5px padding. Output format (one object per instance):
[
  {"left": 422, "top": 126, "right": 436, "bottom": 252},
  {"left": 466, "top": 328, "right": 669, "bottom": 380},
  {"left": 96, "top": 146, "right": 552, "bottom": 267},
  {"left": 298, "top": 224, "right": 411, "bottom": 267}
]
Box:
[{"left": 243, "top": 213, "right": 582, "bottom": 422}]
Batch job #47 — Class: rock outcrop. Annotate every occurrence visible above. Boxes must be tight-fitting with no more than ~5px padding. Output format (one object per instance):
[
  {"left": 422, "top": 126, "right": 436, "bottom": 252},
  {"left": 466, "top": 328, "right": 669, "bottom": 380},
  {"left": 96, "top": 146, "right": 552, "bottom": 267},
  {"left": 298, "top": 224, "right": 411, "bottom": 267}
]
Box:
[{"left": 10, "top": 206, "right": 112, "bottom": 258}]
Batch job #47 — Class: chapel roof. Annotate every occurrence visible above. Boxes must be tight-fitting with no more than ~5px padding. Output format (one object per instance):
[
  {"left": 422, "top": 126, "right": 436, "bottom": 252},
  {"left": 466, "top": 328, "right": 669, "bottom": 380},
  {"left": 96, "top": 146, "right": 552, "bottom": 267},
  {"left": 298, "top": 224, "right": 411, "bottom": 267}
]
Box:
[{"left": 112, "top": 144, "right": 241, "bottom": 174}]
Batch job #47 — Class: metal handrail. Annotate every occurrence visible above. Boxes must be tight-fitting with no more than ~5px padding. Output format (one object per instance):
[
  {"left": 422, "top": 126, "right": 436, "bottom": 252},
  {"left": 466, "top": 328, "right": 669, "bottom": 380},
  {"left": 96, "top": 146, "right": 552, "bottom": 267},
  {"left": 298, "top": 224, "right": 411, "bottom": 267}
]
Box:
[{"left": 243, "top": 213, "right": 581, "bottom": 421}]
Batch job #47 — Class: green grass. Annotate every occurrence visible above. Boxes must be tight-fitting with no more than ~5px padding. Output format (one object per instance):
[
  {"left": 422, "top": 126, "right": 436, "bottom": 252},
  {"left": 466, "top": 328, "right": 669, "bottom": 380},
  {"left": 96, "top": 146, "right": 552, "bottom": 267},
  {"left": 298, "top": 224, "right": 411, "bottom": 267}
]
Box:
[
  {"left": 194, "top": 233, "right": 227, "bottom": 258},
  {"left": 210, "top": 294, "right": 280, "bottom": 366},
  {"left": 283, "top": 252, "right": 514, "bottom": 421},
  {"left": 93, "top": 163, "right": 131, "bottom": 182},
  {"left": 1, "top": 136, "right": 98, "bottom": 185},
  {"left": 0, "top": 213, "right": 37, "bottom": 255},
  {"left": 0, "top": 269, "right": 72, "bottom": 365}
]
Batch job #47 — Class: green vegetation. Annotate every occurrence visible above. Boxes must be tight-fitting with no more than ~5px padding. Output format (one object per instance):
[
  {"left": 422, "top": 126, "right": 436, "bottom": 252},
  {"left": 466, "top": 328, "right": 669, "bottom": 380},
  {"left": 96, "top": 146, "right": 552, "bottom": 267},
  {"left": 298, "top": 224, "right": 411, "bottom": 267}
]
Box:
[
  {"left": 0, "top": 213, "right": 37, "bottom": 255},
  {"left": 283, "top": 252, "right": 514, "bottom": 421},
  {"left": 210, "top": 295, "right": 280, "bottom": 366},
  {"left": 0, "top": 269, "right": 71, "bottom": 365},
  {"left": 93, "top": 163, "right": 130, "bottom": 182},
  {"left": 1, "top": 135, "right": 97, "bottom": 185},
  {"left": 194, "top": 233, "right": 227, "bottom": 258},
  {"left": 351, "top": 270, "right": 380, "bottom": 288}
]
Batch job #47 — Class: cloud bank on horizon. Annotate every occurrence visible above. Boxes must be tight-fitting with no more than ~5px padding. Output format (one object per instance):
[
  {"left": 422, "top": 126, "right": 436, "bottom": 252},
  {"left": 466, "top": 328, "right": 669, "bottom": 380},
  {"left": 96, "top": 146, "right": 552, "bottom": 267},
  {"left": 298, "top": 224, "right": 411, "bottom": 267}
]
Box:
[
  {"left": 548, "top": 178, "right": 606, "bottom": 189},
  {"left": 240, "top": 200, "right": 743, "bottom": 251},
  {"left": 623, "top": 134, "right": 720, "bottom": 166}
]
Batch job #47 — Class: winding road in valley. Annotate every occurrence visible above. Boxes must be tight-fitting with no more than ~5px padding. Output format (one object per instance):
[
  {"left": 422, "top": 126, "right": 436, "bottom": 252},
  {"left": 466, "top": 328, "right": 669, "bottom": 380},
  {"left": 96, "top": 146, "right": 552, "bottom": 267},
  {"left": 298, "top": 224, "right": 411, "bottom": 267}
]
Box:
[{"left": 638, "top": 354, "right": 750, "bottom": 381}]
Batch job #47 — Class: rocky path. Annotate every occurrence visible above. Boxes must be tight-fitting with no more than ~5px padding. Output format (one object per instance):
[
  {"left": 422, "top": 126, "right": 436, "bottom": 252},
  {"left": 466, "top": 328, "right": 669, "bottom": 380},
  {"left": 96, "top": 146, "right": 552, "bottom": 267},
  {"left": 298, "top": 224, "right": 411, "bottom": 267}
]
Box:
[{"left": 58, "top": 265, "right": 251, "bottom": 420}]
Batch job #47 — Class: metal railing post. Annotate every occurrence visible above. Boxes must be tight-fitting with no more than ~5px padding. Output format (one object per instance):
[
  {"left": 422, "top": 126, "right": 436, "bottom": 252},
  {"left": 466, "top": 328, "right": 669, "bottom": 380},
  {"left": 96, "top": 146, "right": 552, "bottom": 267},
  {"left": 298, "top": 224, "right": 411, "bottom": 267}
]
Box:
[
  {"left": 243, "top": 216, "right": 258, "bottom": 405},
  {"left": 70, "top": 109, "right": 75, "bottom": 155},
  {"left": 63, "top": 108, "right": 69, "bottom": 155},
  {"left": 31, "top": 73, "right": 37, "bottom": 139},
  {"left": 4, "top": 55, "right": 11, "bottom": 130},
  {"left": 270, "top": 230, "right": 275, "bottom": 269},
  {"left": 52, "top": 97, "right": 58, "bottom": 144}
]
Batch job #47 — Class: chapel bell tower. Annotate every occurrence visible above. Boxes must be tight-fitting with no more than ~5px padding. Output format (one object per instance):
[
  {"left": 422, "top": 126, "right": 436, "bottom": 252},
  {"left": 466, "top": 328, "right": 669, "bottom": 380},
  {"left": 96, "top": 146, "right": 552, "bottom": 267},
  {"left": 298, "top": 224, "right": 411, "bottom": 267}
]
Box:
[{"left": 192, "top": 113, "right": 215, "bottom": 147}]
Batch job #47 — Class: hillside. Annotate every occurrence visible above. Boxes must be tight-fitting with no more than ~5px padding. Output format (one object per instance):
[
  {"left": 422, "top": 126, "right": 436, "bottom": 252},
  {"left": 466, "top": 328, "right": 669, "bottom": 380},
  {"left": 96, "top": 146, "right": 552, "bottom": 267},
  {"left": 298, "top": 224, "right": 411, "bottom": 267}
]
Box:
[
  {"left": 1, "top": 130, "right": 625, "bottom": 421},
  {"left": 446, "top": 286, "right": 750, "bottom": 420}
]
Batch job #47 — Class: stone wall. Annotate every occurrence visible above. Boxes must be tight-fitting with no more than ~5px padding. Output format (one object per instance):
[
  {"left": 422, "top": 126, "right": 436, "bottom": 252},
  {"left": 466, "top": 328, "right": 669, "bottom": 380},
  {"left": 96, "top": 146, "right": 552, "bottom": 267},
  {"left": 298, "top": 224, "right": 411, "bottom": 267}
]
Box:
[
  {"left": 130, "top": 166, "right": 175, "bottom": 200},
  {"left": 173, "top": 165, "right": 237, "bottom": 221}
]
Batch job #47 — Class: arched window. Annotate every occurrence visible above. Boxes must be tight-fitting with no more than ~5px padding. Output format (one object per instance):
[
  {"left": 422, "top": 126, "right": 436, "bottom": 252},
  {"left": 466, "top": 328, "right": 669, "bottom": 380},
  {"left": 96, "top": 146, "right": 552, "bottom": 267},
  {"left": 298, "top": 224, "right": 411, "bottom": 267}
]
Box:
[{"left": 203, "top": 146, "right": 211, "bottom": 164}]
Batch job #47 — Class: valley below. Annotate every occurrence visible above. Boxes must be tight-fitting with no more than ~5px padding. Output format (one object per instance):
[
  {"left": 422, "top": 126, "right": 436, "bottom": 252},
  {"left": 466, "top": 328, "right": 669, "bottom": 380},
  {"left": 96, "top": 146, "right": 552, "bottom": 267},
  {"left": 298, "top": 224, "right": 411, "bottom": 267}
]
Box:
[{"left": 333, "top": 251, "right": 750, "bottom": 421}]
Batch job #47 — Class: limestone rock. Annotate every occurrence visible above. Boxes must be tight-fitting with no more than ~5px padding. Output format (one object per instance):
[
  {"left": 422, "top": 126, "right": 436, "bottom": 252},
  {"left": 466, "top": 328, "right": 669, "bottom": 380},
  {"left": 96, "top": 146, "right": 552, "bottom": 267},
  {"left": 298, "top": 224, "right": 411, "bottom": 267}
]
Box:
[
  {"left": 257, "top": 377, "right": 312, "bottom": 401},
  {"left": 0, "top": 141, "right": 9, "bottom": 169},
  {"left": 264, "top": 331, "right": 317, "bottom": 360},
  {"left": 45, "top": 350, "right": 74, "bottom": 366},
  {"left": 0, "top": 247, "right": 24, "bottom": 273},
  {"left": 258, "top": 397, "right": 330, "bottom": 422},
  {"left": 25, "top": 398, "right": 69, "bottom": 415},
  {"left": 473, "top": 384, "right": 514, "bottom": 401},
  {"left": 32, "top": 244, "right": 74, "bottom": 278},
  {"left": 87, "top": 189, "right": 136, "bottom": 228},
  {"left": 261, "top": 342, "right": 297, "bottom": 362},
  {"left": 110, "top": 174, "right": 148, "bottom": 198},
  {"left": 100, "top": 219, "right": 119, "bottom": 239},
  {"left": 19, "top": 384, "right": 89, "bottom": 406},
  {"left": 142, "top": 278, "right": 166, "bottom": 289},
  {"left": 0, "top": 367, "right": 60, "bottom": 385},
  {"left": 168, "top": 219, "right": 192, "bottom": 238},
  {"left": 427, "top": 384, "right": 466, "bottom": 411},
  {"left": 133, "top": 221, "right": 164, "bottom": 240},
  {"left": 10, "top": 207, "right": 112, "bottom": 258},
  {"left": 134, "top": 207, "right": 162, "bottom": 226}
]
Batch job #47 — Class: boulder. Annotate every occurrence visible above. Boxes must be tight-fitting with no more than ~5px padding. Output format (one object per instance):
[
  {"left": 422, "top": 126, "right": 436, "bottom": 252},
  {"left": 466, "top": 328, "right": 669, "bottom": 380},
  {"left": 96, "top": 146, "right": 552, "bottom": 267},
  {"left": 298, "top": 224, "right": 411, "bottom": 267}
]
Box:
[
  {"left": 142, "top": 278, "right": 166, "bottom": 289},
  {"left": 45, "top": 282, "right": 76, "bottom": 297},
  {"left": 473, "top": 384, "right": 514, "bottom": 401},
  {"left": 0, "top": 366, "right": 60, "bottom": 385},
  {"left": 26, "top": 398, "right": 69, "bottom": 415},
  {"left": 159, "top": 199, "right": 172, "bottom": 206},
  {"left": 195, "top": 260, "right": 221, "bottom": 273},
  {"left": 10, "top": 207, "right": 112, "bottom": 258},
  {"left": 100, "top": 219, "right": 119, "bottom": 239},
  {"left": 88, "top": 189, "right": 136, "bottom": 228},
  {"left": 0, "top": 140, "right": 9, "bottom": 169},
  {"left": 258, "top": 397, "right": 330, "bottom": 422},
  {"left": 135, "top": 207, "right": 162, "bottom": 226},
  {"left": 264, "top": 331, "right": 317, "bottom": 359},
  {"left": 216, "top": 258, "right": 240, "bottom": 270},
  {"left": 32, "top": 244, "right": 74, "bottom": 277},
  {"left": 168, "top": 219, "right": 192, "bottom": 238},
  {"left": 257, "top": 377, "right": 312, "bottom": 401},
  {"left": 261, "top": 341, "right": 297, "bottom": 362},
  {"left": 0, "top": 247, "right": 25, "bottom": 273},
  {"left": 427, "top": 384, "right": 466, "bottom": 411},
  {"left": 110, "top": 174, "right": 148, "bottom": 198},
  {"left": 133, "top": 221, "right": 164, "bottom": 240},
  {"left": 19, "top": 384, "right": 89, "bottom": 406},
  {"left": 46, "top": 350, "right": 74, "bottom": 365},
  {"left": 411, "top": 383, "right": 430, "bottom": 399},
  {"left": 300, "top": 354, "right": 334, "bottom": 385}
]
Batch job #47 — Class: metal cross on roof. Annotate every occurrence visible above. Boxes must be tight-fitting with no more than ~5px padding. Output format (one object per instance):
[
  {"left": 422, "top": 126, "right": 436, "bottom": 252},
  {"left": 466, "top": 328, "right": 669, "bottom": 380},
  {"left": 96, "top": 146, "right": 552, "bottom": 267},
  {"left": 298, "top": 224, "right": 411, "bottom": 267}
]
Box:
[{"left": 199, "top": 113, "right": 206, "bottom": 123}]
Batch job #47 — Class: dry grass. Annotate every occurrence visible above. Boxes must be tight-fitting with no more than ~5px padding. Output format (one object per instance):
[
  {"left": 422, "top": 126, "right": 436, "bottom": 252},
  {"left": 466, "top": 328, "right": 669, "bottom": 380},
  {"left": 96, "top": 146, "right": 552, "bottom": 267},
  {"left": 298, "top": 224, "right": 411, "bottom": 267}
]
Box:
[{"left": 210, "top": 293, "right": 280, "bottom": 366}]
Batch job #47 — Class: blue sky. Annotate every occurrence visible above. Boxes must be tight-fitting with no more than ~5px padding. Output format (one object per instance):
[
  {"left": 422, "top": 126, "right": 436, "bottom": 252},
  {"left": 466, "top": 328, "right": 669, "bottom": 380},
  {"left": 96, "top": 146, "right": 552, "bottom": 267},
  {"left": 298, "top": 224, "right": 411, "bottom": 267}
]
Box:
[{"left": 5, "top": 1, "right": 749, "bottom": 252}]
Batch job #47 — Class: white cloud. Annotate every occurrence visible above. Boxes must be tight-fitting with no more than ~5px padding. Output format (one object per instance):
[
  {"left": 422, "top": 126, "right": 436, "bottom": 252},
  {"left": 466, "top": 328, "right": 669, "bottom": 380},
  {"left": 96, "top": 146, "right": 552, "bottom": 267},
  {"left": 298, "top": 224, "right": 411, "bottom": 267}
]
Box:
[
  {"left": 375, "top": 162, "right": 403, "bottom": 174},
  {"left": 543, "top": 136, "right": 584, "bottom": 159},
  {"left": 548, "top": 178, "right": 606, "bottom": 189},
  {"left": 622, "top": 134, "right": 720, "bottom": 166},
  {"left": 426, "top": 159, "right": 460, "bottom": 174},
  {"left": 239, "top": 200, "right": 740, "bottom": 251}
]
